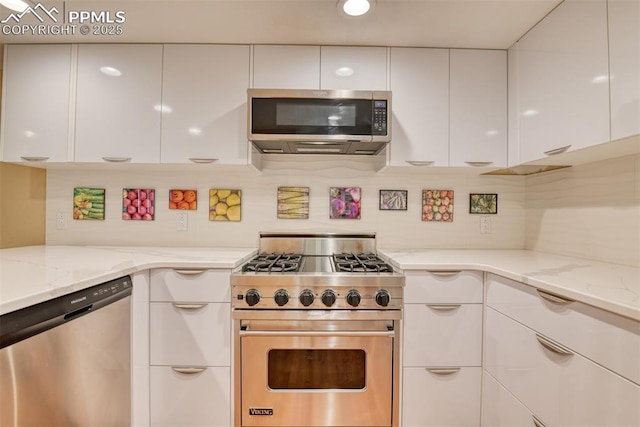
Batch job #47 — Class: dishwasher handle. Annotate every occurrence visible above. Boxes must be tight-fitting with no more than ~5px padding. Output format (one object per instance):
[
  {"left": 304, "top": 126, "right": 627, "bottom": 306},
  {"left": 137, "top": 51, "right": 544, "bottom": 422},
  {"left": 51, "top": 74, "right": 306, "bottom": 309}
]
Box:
[{"left": 64, "top": 304, "right": 94, "bottom": 321}]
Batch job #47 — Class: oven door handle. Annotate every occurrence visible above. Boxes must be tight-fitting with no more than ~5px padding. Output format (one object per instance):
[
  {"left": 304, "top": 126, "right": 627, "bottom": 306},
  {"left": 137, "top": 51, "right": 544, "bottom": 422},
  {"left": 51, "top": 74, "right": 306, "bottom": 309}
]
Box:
[{"left": 239, "top": 330, "right": 395, "bottom": 337}]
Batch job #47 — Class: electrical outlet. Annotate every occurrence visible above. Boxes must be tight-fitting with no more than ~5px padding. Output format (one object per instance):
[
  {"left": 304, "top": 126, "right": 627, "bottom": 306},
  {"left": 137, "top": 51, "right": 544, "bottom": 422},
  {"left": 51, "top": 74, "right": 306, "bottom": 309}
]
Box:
[
  {"left": 176, "top": 213, "right": 188, "bottom": 231},
  {"left": 480, "top": 216, "right": 492, "bottom": 234},
  {"left": 56, "top": 212, "right": 66, "bottom": 230}
]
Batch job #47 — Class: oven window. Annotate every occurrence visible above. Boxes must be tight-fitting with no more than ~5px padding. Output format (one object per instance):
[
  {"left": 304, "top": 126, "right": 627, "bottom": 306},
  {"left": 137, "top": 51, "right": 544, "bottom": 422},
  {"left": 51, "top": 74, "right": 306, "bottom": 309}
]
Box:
[{"left": 267, "top": 349, "right": 366, "bottom": 390}]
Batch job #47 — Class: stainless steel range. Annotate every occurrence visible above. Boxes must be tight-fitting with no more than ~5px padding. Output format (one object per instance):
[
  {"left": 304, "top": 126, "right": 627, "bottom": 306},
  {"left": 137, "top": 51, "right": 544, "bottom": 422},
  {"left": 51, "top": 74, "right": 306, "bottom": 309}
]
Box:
[{"left": 232, "top": 233, "right": 404, "bottom": 427}]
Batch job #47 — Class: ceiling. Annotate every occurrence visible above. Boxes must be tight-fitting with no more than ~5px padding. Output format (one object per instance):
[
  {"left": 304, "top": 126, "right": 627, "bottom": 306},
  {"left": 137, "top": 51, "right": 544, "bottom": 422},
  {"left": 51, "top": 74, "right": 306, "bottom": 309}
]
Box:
[{"left": 0, "top": 0, "right": 562, "bottom": 49}]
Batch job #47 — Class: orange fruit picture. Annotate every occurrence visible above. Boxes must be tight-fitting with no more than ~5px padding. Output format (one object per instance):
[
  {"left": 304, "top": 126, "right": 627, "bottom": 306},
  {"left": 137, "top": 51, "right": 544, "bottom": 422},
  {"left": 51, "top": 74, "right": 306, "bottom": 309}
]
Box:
[{"left": 169, "top": 189, "right": 197, "bottom": 210}]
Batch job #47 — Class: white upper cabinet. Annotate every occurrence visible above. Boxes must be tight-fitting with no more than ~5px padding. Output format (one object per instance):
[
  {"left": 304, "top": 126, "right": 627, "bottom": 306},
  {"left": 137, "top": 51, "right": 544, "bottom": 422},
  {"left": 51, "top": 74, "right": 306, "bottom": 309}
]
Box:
[
  {"left": 608, "top": 0, "right": 640, "bottom": 140},
  {"left": 449, "top": 49, "right": 507, "bottom": 167},
  {"left": 517, "top": 0, "right": 610, "bottom": 164},
  {"left": 388, "top": 48, "right": 449, "bottom": 167},
  {"left": 320, "top": 46, "right": 387, "bottom": 90},
  {"left": 74, "top": 44, "right": 163, "bottom": 163},
  {"left": 252, "top": 45, "right": 320, "bottom": 89},
  {"left": 161, "top": 45, "right": 250, "bottom": 164},
  {"left": 2, "top": 45, "right": 72, "bottom": 163}
]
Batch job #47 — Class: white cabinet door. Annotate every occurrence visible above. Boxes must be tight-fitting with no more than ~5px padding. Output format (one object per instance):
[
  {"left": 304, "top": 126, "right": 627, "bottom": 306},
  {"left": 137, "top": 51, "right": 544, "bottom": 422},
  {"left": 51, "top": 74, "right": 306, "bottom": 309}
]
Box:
[
  {"left": 161, "top": 44, "right": 250, "bottom": 164},
  {"left": 75, "top": 44, "right": 162, "bottom": 163},
  {"left": 150, "top": 302, "right": 230, "bottom": 367},
  {"left": 517, "top": 0, "right": 610, "bottom": 163},
  {"left": 150, "top": 268, "right": 231, "bottom": 303},
  {"left": 404, "top": 271, "right": 484, "bottom": 304},
  {"left": 482, "top": 373, "right": 536, "bottom": 427},
  {"left": 2, "top": 45, "right": 71, "bottom": 163},
  {"left": 485, "top": 308, "right": 640, "bottom": 427},
  {"left": 150, "top": 366, "right": 230, "bottom": 427},
  {"left": 608, "top": 0, "right": 640, "bottom": 140},
  {"left": 449, "top": 49, "right": 507, "bottom": 167},
  {"left": 402, "top": 367, "right": 481, "bottom": 427},
  {"left": 253, "top": 45, "right": 320, "bottom": 89},
  {"left": 388, "top": 48, "right": 449, "bottom": 167},
  {"left": 320, "top": 46, "right": 387, "bottom": 90},
  {"left": 403, "top": 303, "right": 483, "bottom": 367}
]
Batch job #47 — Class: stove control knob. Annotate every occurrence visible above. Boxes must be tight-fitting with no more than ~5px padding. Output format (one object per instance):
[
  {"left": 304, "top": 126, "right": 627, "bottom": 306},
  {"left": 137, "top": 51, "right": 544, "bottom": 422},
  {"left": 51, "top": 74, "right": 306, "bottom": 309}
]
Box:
[
  {"left": 346, "top": 290, "right": 361, "bottom": 307},
  {"left": 375, "top": 289, "right": 391, "bottom": 307},
  {"left": 245, "top": 289, "right": 261, "bottom": 307},
  {"left": 299, "top": 289, "right": 315, "bottom": 307},
  {"left": 274, "top": 289, "right": 289, "bottom": 306},
  {"left": 321, "top": 290, "right": 337, "bottom": 307}
]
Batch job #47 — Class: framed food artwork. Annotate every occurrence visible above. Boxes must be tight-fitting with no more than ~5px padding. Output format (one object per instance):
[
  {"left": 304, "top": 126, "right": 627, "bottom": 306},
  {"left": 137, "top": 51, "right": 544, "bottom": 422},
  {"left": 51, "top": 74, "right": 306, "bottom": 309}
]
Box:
[
  {"left": 123, "top": 189, "right": 155, "bottom": 220},
  {"left": 330, "top": 187, "right": 361, "bottom": 219},
  {"left": 422, "top": 189, "right": 454, "bottom": 222},
  {"left": 379, "top": 190, "right": 408, "bottom": 211},
  {"left": 469, "top": 193, "right": 498, "bottom": 214},
  {"left": 169, "top": 189, "right": 197, "bottom": 210},
  {"left": 210, "top": 189, "right": 242, "bottom": 221},
  {"left": 277, "top": 187, "right": 310, "bottom": 219},
  {"left": 73, "top": 188, "right": 105, "bottom": 220}
]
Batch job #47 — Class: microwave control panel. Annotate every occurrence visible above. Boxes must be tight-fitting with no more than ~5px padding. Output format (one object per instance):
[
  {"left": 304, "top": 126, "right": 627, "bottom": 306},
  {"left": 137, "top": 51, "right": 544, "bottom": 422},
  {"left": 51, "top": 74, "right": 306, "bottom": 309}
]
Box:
[{"left": 372, "top": 100, "right": 388, "bottom": 135}]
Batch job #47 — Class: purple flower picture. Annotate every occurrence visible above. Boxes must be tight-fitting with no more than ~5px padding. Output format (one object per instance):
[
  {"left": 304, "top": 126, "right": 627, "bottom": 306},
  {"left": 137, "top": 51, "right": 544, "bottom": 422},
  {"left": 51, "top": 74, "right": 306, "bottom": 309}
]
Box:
[{"left": 330, "top": 187, "right": 361, "bottom": 219}]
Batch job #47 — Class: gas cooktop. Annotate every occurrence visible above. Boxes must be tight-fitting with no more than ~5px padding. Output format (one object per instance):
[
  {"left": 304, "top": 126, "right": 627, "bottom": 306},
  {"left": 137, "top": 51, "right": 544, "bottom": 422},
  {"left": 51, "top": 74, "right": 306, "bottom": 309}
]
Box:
[{"left": 241, "top": 252, "right": 395, "bottom": 274}]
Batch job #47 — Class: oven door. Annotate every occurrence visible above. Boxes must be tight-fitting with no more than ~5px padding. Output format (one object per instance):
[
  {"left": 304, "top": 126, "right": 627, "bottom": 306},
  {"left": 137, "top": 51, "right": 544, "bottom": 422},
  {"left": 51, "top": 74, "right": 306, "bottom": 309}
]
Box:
[{"left": 239, "top": 320, "right": 394, "bottom": 427}]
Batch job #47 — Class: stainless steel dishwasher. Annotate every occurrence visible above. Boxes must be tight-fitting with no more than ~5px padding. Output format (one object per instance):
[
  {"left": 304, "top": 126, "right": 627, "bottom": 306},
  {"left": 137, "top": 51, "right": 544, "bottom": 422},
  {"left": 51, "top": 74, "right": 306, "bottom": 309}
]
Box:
[{"left": 0, "top": 275, "right": 132, "bottom": 427}]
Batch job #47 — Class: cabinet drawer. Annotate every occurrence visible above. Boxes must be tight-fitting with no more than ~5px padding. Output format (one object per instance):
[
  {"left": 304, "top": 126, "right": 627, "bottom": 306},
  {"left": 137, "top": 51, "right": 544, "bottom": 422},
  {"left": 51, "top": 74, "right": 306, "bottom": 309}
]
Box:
[
  {"left": 485, "top": 307, "right": 640, "bottom": 426},
  {"left": 150, "top": 302, "right": 230, "bottom": 366},
  {"left": 403, "top": 303, "right": 482, "bottom": 367},
  {"left": 150, "top": 268, "right": 230, "bottom": 302},
  {"left": 487, "top": 273, "right": 640, "bottom": 385},
  {"left": 404, "top": 271, "right": 483, "bottom": 303},
  {"left": 150, "top": 366, "right": 230, "bottom": 427},
  {"left": 482, "top": 372, "right": 537, "bottom": 427},
  {"left": 402, "top": 366, "right": 481, "bottom": 427}
]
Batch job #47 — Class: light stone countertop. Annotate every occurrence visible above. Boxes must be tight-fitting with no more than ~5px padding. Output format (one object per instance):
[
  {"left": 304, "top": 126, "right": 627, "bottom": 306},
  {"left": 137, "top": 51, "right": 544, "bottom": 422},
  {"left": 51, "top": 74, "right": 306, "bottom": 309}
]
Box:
[
  {"left": 1, "top": 246, "right": 638, "bottom": 321},
  {"left": 0, "top": 245, "right": 256, "bottom": 315},
  {"left": 379, "top": 248, "right": 640, "bottom": 321}
]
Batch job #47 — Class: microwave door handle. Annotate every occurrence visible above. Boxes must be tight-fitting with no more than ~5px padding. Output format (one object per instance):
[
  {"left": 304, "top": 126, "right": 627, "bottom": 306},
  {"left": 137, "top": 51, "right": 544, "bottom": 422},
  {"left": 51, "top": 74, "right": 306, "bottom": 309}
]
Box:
[{"left": 239, "top": 330, "right": 395, "bottom": 338}]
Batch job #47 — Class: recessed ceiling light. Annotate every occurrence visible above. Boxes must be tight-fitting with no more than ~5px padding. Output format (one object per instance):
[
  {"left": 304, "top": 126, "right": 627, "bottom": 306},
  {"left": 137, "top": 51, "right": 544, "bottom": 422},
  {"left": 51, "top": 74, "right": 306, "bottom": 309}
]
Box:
[
  {"left": 154, "top": 104, "right": 173, "bottom": 113},
  {"left": 335, "top": 66, "right": 354, "bottom": 77},
  {"left": 338, "top": 0, "right": 374, "bottom": 17},
  {"left": 188, "top": 127, "right": 202, "bottom": 135},
  {"left": 0, "top": 0, "right": 29, "bottom": 12},
  {"left": 99, "top": 66, "right": 122, "bottom": 77},
  {"left": 521, "top": 109, "right": 539, "bottom": 117},
  {"left": 591, "top": 75, "right": 609, "bottom": 84}
]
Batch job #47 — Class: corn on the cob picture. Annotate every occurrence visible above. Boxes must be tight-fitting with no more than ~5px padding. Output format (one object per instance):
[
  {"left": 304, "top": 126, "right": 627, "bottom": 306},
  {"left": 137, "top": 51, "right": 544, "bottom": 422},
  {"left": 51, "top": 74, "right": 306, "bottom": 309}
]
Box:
[
  {"left": 73, "top": 188, "right": 105, "bottom": 220},
  {"left": 277, "top": 187, "right": 309, "bottom": 219}
]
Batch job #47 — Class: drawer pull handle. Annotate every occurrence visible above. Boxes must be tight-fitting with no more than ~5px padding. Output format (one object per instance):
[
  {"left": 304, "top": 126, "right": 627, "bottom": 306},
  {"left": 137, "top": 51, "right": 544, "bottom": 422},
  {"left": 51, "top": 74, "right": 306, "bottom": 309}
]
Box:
[
  {"left": 465, "top": 161, "right": 493, "bottom": 167},
  {"left": 102, "top": 156, "right": 131, "bottom": 162},
  {"left": 544, "top": 145, "right": 571, "bottom": 156},
  {"left": 532, "top": 415, "right": 547, "bottom": 427},
  {"left": 173, "top": 303, "right": 207, "bottom": 310},
  {"left": 171, "top": 367, "right": 207, "bottom": 375},
  {"left": 406, "top": 161, "right": 435, "bottom": 166},
  {"left": 173, "top": 269, "right": 206, "bottom": 276},
  {"left": 430, "top": 271, "right": 461, "bottom": 277},
  {"left": 536, "top": 334, "right": 573, "bottom": 356},
  {"left": 426, "top": 368, "right": 460, "bottom": 375},
  {"left": 427, "top": 304, "right": 461, "bottom": 312},
  {"left": 20, "top": 156, "right": 49, "bottom": 162},
  {"left": 536, "top": 289, "right": 573, "bottom": 305},
  {"left": 188, "top": 157, "right": 218, "bottom": 164}
]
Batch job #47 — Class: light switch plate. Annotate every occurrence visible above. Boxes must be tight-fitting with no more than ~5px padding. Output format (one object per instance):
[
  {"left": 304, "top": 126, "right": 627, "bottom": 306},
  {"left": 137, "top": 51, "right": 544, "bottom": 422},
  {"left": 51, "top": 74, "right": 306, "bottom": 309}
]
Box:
[
  {"left": 480, "top": 216, "right": 491, "bottom": 234},
  {"left": 176, "top": 213, "right": 188, "bottom": 231}
]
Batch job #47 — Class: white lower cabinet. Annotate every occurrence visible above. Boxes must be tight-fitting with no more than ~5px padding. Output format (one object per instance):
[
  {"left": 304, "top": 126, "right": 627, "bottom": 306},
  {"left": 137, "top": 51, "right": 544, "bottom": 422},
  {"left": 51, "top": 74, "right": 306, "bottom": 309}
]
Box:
[
  {"left": 402, "top": 271, "right": 483, "bottom": 426},
  {"left": 149, "top": 268, "right": 232, "bottom": 427},
  {"left": 403, "top": 367, "right": 481, "bottom": 427},
  {"left": 482, "top": 372, "right": 534, "bottom": 427},
  {"left": 485, "top": 306, "right": 640, "bottom": 426},
  {"left": 150, "top": 366, "right": 230, "bottom": 427}
]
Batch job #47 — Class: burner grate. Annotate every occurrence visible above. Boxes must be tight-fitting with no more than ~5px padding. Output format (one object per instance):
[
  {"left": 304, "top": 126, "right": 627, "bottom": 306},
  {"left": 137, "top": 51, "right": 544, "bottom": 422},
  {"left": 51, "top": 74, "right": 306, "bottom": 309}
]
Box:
[
  {"left": 242, "top": 253, "right": 302, "bottom": 273},
  {"left": 333, "top": 253, "right": 394, "bottom": 273}
]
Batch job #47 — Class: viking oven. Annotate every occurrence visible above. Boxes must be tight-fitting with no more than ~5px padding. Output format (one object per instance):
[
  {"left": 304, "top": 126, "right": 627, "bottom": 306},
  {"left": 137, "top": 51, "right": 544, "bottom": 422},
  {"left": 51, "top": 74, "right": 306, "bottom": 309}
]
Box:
[{"left": 232, "top": 233, "right": 404, "bottom": 427}]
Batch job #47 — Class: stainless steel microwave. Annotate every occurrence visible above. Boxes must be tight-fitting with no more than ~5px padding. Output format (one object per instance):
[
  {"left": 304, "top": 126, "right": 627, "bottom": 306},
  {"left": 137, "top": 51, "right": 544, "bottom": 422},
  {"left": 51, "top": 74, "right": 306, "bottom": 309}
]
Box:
[{"left": 248, "top": 89, "right": 392, "bottom": 155}]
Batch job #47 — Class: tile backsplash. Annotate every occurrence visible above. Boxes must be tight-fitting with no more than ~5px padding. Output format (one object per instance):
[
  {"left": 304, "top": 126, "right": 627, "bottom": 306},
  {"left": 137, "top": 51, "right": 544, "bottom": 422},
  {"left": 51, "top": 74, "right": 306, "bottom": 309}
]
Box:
[{"left": 45, "top": 159, "right": 526, "bottom": 250}]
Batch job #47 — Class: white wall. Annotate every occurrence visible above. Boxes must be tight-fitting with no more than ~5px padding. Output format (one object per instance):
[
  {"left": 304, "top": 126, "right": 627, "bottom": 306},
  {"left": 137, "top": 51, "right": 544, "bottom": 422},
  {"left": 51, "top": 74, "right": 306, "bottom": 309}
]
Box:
[
  {"left": 46, "top": 157, "right": 526, "bottom": 250},
  {"left": 525, "top": 154, "right": 640, "bottom": 267}
]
